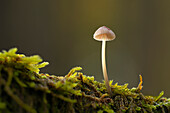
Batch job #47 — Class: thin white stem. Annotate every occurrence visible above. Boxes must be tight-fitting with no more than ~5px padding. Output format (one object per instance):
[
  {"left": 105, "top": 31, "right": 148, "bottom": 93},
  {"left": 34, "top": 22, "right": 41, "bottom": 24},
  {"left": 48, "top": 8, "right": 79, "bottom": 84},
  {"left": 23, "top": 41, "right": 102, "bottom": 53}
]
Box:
[{"left": 102, "top": 40, "right": 112, "bottom": 96}]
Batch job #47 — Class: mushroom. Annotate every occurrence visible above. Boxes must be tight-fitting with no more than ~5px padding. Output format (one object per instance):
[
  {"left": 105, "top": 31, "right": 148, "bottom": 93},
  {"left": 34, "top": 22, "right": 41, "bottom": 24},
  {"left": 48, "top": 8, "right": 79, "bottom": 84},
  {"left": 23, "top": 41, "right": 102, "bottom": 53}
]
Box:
[{"left": 93, "top": 26, "right": 116, "bottom": 96}]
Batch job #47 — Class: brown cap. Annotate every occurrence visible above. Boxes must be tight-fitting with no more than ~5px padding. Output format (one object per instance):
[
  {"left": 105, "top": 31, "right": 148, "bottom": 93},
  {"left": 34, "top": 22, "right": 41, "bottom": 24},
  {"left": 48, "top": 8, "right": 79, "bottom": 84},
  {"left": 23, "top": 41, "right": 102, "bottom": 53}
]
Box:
[{"left": 93, "top": 26, "right": 116, "bottom": 41}]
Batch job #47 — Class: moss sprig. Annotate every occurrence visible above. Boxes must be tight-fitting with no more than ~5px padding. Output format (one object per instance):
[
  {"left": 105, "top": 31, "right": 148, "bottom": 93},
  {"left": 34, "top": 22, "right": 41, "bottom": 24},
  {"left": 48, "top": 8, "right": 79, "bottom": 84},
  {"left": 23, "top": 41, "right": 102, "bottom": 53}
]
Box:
[{"left": 0, "top": 48, "right": 49, "bottom": 74}]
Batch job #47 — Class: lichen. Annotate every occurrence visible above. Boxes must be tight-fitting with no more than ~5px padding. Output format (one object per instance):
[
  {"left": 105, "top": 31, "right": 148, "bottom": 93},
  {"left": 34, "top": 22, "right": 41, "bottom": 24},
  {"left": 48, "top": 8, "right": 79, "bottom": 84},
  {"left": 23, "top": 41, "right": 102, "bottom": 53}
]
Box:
[{"left": 0, "top": 48, "right": 169, "bottom": 113}]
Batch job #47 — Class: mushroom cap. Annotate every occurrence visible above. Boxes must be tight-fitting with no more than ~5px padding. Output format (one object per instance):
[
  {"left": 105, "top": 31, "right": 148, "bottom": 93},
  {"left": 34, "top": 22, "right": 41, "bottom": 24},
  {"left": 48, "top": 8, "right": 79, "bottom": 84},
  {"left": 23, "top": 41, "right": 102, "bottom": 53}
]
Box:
[{"left": 93, "top": 26, "right": 116, "bottom": 41}]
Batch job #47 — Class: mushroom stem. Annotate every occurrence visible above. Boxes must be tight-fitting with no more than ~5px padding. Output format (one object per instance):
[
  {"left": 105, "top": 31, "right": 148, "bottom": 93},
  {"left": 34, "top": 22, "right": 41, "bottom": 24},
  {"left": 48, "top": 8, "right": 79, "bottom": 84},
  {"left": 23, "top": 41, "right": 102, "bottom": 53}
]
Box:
[{"left": 102, "top": 40, "right": 112, "bottom": 96}]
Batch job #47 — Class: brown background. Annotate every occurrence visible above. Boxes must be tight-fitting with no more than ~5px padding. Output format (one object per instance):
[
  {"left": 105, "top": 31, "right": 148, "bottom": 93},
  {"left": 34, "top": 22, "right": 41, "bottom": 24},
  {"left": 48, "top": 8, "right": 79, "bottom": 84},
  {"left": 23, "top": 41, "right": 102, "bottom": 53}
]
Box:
[{"left": 0, "top": 0, "right": 170, "bottom": 97}]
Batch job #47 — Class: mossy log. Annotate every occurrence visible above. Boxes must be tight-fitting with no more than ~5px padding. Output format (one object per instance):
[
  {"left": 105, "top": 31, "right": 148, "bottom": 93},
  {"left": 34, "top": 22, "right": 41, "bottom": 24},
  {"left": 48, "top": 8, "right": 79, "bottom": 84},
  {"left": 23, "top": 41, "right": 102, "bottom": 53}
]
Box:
[{"left": 0, "top": 48, "right": 169, "bottom": 113}]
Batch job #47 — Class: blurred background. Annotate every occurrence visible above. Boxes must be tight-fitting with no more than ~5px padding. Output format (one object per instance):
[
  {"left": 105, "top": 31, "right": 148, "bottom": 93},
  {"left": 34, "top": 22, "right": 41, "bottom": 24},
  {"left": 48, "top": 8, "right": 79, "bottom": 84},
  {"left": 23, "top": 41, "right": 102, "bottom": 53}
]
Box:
[{"left": 0, "top": 0, "right": 170, "bottom": 97}]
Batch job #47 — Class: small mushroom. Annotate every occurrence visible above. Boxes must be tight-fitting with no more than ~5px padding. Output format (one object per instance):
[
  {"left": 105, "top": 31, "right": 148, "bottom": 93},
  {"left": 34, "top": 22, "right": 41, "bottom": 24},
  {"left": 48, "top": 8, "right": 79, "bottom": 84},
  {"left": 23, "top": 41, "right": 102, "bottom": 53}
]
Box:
[{"left": 93, "top": 26, "right": 116, "bottom": 96}]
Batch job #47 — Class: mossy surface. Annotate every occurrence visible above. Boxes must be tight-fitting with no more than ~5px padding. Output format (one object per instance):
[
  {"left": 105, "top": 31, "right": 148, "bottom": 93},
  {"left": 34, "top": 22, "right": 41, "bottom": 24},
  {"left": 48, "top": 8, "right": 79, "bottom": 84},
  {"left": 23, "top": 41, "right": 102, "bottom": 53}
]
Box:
[{"left": 0, "top": 48, "right": 169, "bottom": 113}]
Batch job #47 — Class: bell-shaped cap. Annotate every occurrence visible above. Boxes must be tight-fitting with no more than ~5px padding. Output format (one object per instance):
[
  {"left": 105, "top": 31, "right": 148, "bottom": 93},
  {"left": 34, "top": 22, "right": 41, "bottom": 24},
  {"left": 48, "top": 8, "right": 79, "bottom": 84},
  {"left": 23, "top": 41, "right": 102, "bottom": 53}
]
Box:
[{"left": 93, "top": 26, "right": 116, "bottom": 41}]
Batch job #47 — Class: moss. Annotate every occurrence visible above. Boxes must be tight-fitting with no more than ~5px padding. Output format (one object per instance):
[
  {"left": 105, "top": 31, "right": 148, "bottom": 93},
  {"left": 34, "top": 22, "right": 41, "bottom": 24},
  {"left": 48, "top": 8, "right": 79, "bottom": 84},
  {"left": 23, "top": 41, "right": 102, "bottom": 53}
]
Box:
[{"left": 0, "top": 48, "right": 169, "bottom": 113}]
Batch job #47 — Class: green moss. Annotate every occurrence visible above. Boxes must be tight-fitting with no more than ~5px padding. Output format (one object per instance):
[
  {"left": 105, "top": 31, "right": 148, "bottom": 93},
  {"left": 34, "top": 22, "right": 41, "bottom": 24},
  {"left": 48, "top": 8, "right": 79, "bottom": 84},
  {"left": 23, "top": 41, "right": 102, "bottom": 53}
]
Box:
[
  {"left": 136, "top": 106, "right": 141, "bottom": 111},
  {"left": 0, "top": 102, "right": 6, "bottom": 109},
  {"left": 0, "top": 48, "right": 169, "bottom": 113},
  {"left": 0, "top": 48, "right": 49, "bottom": 74}
]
